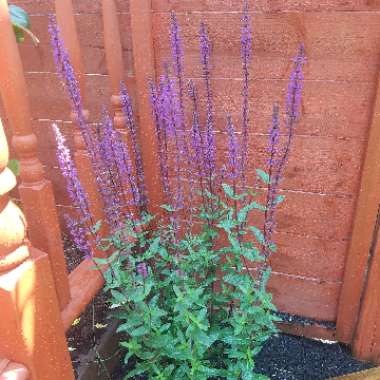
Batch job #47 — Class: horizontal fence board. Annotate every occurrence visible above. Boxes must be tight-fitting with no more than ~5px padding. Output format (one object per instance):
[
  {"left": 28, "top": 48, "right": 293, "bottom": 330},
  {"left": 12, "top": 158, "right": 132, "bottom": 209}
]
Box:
[
  {"left": 269, "top": 232, "right": 347, "bottom": 282},
  {"left": 152, "top": 0, "right": 380, "bottom": 12},
  {"left": 155, "top": 49, "right": 380, "bottom": 83},
  {"left": 152, "top": 12, "right": 380, "bottom": 60},
  {"left": 36, "top": 129, "right": 364, "bottom": 196},
  {"left": 10, "top": 0, "right": 130, "bottom": 15},
  {"left": 260, "top": 270, "right": 341, "bottom": 321}
]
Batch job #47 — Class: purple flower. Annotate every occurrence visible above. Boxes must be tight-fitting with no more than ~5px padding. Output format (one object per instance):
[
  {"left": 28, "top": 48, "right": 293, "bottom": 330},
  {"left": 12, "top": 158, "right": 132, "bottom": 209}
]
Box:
[
  {"left": 48, "top": 17, "right": 95, "bottom": 156},
  {"left": 188, "top": 81, "right": 206, "bottom": 179},
  {"left": 267, "top": 103, "right": 280, "bottom": 169},
  {"left": 136, "top": 262, "right": 148, "bottom": 278},
  {"left": 159, "top": 72, "right": 184, "bottom": 211},
  {"left": 53, "top": 124, "right": 94, "bottom": 257},
  {"left": 170, "top": 12, "right": 185, "bottom": 112},
  {"left": 226, "top": 115, "right": 239, "bottom": 181},
  {"left": 65, "top": 214, "right": 93, "bottom": 259},
  {"left": 53, "top": 124, "right": 92, "bottom": 222},
  {"left": 120, "top": 82, "right": 147, "bottom": 208},
  {"left": 272, "top": 44, "right": 306, "bottom": 190},
  {"left": 285, "top": 44, "right": 306, "bottom": 127},
  {"left": 200, "top": 22, "right": 216, "bottom": 189},
  {"left": 149, "top": 80, "right": 171, "bottom": 201},
  {"left": 240, "top": 0, "right": 253, "bottom": 189},
  {"left": 262, "top": 45, "right": 306, "bottom": 257},
  {"left": 96, "top": 113, "right": 127, "bottom": 230}
]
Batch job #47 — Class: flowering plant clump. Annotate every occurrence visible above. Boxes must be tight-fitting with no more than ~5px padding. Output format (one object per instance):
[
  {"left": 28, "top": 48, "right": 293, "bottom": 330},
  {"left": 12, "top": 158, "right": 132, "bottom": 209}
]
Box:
[{"left": 50, "top": 2, "right": 305, "bottom": 378}]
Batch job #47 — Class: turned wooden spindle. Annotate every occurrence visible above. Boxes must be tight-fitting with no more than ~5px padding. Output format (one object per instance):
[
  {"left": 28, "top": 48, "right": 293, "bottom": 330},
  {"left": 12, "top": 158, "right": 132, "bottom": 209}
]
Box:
[
  {"left": 0, "top": 119, "right": 74, "bottom": 380},
  {"left": 129, "top": 0, "right": 165, "bottom": 213},
  {"left": 0, "top": 120, "right": 29, "bottom": 272},
  {"left": 0, "top": 0, "right": 70, "bottom": 308},
  {"left": 102, "top": 0, "right": 127, "bottom": 130}
]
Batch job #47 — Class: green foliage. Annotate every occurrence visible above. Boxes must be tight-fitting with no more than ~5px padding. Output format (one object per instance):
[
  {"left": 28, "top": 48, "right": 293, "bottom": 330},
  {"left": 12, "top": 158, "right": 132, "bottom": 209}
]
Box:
[
  {"left": 98, "top": 174, "right": 281, "bottom": 380},
  {"left": 9, "top": 4, "right": 39, "bottom": 45}
]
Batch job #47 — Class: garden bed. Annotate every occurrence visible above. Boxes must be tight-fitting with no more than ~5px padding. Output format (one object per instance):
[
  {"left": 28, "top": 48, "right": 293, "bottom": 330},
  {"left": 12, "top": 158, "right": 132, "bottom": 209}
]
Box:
[
  {"left": 254, "top": 334, "right": 373, "bottom": 380},
  {"left": 109, "top": 333, "right": 373, "bottom": 380}
]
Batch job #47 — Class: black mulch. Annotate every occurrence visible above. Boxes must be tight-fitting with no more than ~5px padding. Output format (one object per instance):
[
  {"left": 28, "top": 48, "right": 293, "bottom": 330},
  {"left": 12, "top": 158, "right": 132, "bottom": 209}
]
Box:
[
  {"left": 111, "top": 333, "right": 373, "bottom": 380},
  {"left": 254, "top": 334, "right": 373, "bottom": 380}
]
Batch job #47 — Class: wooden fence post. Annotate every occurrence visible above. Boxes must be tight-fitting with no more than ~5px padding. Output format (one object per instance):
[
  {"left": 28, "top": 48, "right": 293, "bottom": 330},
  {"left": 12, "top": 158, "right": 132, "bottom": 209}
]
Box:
[
  {"left": 0, "top": 0, "right": 70, "bottom": 309},
  {"left": 336, "top": 72, "right": 380, "bottom": 344},
  {"left": 129, "top": 0, "right": 164, "bottom": 214},
  {"left": 0, "top": 119, "right": 74, "bottom": 380},
  {"left": 102, "top": 0, "right": 126, "bottom": 127},
  {"left": 55, "top": 0, "right": 107, "bottom": 256},
  {"left": 352, "top": 213, "right": 380, "bottom": 363}
]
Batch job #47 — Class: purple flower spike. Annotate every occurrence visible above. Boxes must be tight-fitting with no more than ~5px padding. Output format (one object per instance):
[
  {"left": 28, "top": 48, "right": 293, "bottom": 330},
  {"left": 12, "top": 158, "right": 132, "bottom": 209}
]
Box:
[
  {"left": 240, "top": 0, "right": 253, "bottom": 189},
  {"left": 120, "top": 82, "right": 147, "bottom": 208},
  {"left": 188, "top": 81, "right": 205, "bottom": 179},
  {"left": 226, "top": 115, "right": 239, "bottom": 181},
  {"left": 48, "top": 16, "right": 95, "bottom": 156},
  {"left": 53, "top": 124, "right": 94, "bottom": 257},
  {"left": 149, "top": 80, "right": 171, "bottom": 201},
  {"left": 170, "top": 12, "right": 185, "bottom": 110},
  {"left": 65, "top": 214, "right": 93, "bottom": 259},
  {"left": 53, "top": 124, "right": 92, "bottom": 223},
  {"left": 285, "top": 44, "right": 306, "bottom": 127},
  {"left": 200, "top": 22, "right": 216, "bottom": 188},
  {"left": 262, "top": 46, "right": 306, "bottom": 258},
  {"left": 267, "top": 103, "right": 280, "bottom": 169}
]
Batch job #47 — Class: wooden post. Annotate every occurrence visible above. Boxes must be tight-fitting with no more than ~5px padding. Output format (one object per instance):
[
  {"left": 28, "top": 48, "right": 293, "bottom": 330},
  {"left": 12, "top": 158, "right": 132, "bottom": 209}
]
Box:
[
  {"left": 336, "top": 72, "right": 380, "bottom": 344},
  {"left": 0, "top": 0, "right": 70, "bottom": 309},
  {"left": 102, "top": 0, "right": 125, "bottom": 127},
  {"left": 0, "top": 119, "right": 74, "bottom": 380},
  {"left": 55, "top": 0, "right": 105, "bottom": 243},
  {"left": 352, "top": 215, "right": 380, "bottom": 363},
  {"left": 129, "top": 0, "right": 164, "bottom": 214}
]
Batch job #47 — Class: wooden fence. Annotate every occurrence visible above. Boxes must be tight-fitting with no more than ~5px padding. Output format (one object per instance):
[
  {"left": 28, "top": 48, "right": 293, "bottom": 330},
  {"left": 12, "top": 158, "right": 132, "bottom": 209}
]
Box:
[{"left": 1, "top": 0, "right": 380, "bottom": 377}]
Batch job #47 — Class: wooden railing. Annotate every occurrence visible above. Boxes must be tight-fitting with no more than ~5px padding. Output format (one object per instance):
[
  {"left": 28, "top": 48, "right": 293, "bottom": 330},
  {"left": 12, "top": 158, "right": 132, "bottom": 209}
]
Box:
[
  {"left": 0, "top": 0, "right": 162, "bottom": 378},
  {"left": 0, "top": 0, "right": 380, "bottom": 378}
]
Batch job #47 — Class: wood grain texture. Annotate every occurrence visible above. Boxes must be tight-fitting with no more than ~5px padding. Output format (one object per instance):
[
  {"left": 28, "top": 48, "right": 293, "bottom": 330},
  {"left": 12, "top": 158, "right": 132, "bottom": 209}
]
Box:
[{"left": 336, "top": 73, "right": 380, "bottom": 344}]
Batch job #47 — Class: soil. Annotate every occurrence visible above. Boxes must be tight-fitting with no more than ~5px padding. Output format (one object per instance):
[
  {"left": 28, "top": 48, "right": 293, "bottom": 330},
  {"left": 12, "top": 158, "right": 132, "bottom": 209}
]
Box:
[
  {"left": 111, "top": 333, "right": 374, "bottom": 380},
  {"left": 255, "top": 334, "right": 373, "bottom": 380},
  {"left": 63, "top": 234, "right": 86, "bottom": 272},
  {"left": 66, "top": 291, "right": 111, "bottom": 377}
]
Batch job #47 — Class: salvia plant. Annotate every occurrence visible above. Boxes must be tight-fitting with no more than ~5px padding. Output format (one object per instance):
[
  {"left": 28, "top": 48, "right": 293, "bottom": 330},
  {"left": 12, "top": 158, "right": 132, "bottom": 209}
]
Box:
[{"left": 50, "top": 2, "right": 305, "bottom": 378}]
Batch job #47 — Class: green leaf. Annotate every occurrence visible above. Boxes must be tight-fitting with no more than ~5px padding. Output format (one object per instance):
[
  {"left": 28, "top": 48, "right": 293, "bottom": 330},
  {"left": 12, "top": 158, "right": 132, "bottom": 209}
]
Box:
[
  {"left": 256, "top": 168, "right": 270, "bottom": 184},
  {"left": 237, "top": 201, "right": 266, "bottom": 223},
  {"left": 110, "top": 289, "right": 126, "bottom": 304},
  {"left": 249, "top": 226, "right": 266, "bottom": 245},
  {"left": 91, "top": 220, "right": 102, "bottom": 234},
  {"left": 123, "top": 364, "right": 148, "bottom": 379},
  {"left": 241, "top": 247, "right": 260, "bottom": 261},
  {"left": 274, "top": 195, "right": 285, "bottom": 205},
  {"left": 93, "top": 250, "right": 120, "bottom": 265},
  {"left": 130, "top": 325, "right": 150, "bottom": 337},
  {"left": 161, "top": 204, "right": 176, "bottom": 212},
  {"left": 7, "top": 159, "right": 20, "bottom": 176},
  {"left": 9, "top": 5, "right": 39, "bottom": 45},
  {"left": 222, "top": 183, "right": 235, "bottom": 198}
]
